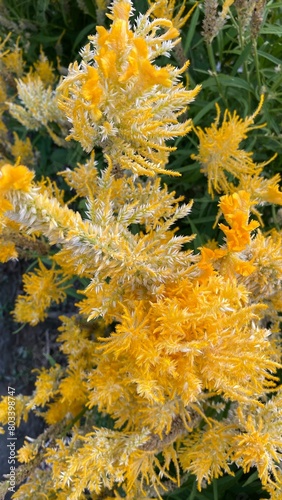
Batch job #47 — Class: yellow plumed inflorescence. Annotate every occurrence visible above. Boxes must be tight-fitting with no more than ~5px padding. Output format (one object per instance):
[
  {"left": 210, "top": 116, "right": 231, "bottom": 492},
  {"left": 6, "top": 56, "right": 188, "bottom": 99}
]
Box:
[
  {"left": 57, "top": 0, "right": 200, "bottom": 176},
  {"left": 0, "top": 1, "right": 282, "bottom": 499}
]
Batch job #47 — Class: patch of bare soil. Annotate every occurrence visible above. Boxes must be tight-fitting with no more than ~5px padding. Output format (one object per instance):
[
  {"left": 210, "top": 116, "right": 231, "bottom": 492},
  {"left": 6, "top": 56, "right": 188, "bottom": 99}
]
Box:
[{"left": 0, "top": 260, "right": 72, "bottom": 495}]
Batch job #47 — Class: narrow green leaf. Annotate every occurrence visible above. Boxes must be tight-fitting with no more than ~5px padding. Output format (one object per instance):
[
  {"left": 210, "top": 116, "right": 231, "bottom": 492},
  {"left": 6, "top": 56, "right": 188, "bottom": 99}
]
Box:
[
  {"left": 183, "top": 6, "right": 200, "bottom": 55},
  {"left": 201, "top": 75, "right": 252, "bottom": 92},
  {"left": 266, "top": 1, "right": 282, "bottom": 7},
  {"left": 257, "top": 49, "right": 282, "bottom": 66},
  {"left": 231, "top": 42, "right": 252, "bottom": 76},
  {"left": 73, "top": 23, "right": 96, "bottom": 51},
  {"left": 260, "top": 25, "right": 282, "bottom": 36},
  {"left": 242, "top": 471, "right": 259, "bottom": 487},
  {"left": 193, "top": 98, "right": 220, "bottom": 125}
]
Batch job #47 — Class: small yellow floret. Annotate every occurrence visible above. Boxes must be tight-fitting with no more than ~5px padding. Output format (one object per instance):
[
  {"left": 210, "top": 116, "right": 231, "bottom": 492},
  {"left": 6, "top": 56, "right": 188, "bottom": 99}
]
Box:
[
  {"left": 0, "top": 162, "right": 34, "bottom": 193},
  {"left": 192, "top": 96, "right": 266, "bottom": 196}
]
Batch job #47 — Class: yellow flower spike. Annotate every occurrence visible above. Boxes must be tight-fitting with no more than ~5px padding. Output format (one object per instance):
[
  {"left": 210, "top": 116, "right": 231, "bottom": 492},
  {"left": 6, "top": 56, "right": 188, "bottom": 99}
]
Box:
[
  {"left": 219, "top": 190, "right": 255, "bottom": 226},
  {"left": 1, "top": 35, "right": 24, "bottom": 77},
  {"left": 234, "top": 169, "right": 282, "bottom": 207},
  {"left": 58, "top": 0, "right": 200, "bottom": 175},
  {"left": 231, "top": 405, "right": 282, "bottom": 488},
  {"left": 10, "top": 132, "right": 34, "bottom": 166},
  {"left": 148, "top": 0, "right": 199, "bottom": 31},
  {"left": 26, "top": 364, "right": 62, "bottom": 410},
  {"left": 199, "top": 191, "right": 262, "bottom": 280},
  {"left": 219, "top": 191, "right": 259, "bottom": 252},
  {"left": 17, "top": 440, "right": 38, "bottom": 464},
  {"left": 31, "top": 47, "right": 56, "bottom": 87},
  {"left": 179, "top": 421, "right": 236, "bottom": 490},
  {"left": 192, "top": 95, "right": 267, "bottom": 196},
  {"left": 0, "top": 240, "right": 18, "bottom": 262},
  {"left": 13, "top": 260, "right": 69, "bottom": 326},
  {"left": 0, "top": 394, "right": 30, "bottom": 427},
  {"left": 107, "top": 0, "right": 132, "bottom": 21}
]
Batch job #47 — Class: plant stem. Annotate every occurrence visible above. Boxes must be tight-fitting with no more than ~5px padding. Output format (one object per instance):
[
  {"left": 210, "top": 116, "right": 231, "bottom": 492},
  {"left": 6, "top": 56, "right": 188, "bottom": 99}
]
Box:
[
  {"left": 213, "top": 478, "right": 219, "bottom": 500},
  {"left": 253, "top": 40, "right": 262, "bottom": 90},
  {"left": 206, "top": 42, "right": 228, "bottom": 107}
]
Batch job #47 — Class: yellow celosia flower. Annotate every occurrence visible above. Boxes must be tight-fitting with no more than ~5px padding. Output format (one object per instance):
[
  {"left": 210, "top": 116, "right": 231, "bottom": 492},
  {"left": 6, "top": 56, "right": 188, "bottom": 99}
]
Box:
[
  {"left": 219, "top": 190, "right": 259, "bottom": 252},
  {"left": 3, "top": 158, "right": 195, "bottom": 320},
  {"left": 0, "top": 161, "right": 34, "bottom": 193},
  {"left": 17, "top": 440, "right": 37, "bottom": 463},
  {"left": 198, "top": 191, "right": 259, "bottom": 280},
  {"left": 238, "top": 229, "right": 282, "bottom": 329},
  {"left": 179, "top": 421, "right": 235, "bottom": 489},
  {"left": 192, "top": 95, "right": 267, "bottom": 196},
  {"left": 58, "top": 0, "right": 200, "bottom": 176},
  {"left": 45, "top": 394, "right": 85, "bottom": 425},
  {"left": 13, "top": 260, "right": 69, "bottom": 325},
  {"left": 59, "top": 151, "right": 98, "bottom": 198},
  {"left": 0, "top": 395, "right": 30, "bottom": 427},
  {"left": 10, "top": 132, "right": 34, "bottom": 166},
  {"left": 1, "top": 36, "right": 24, "bottom": 77},
  {"left": 26, "top": 364, "right": 62, "bottom": 410},
  {"left": 0, "top": 162, "right": 34, "bottom": 217},
  {"left": 148, "top": 0, "right": 198, "bottom": 31},
  {"left": 85, "top": 275, "right": 278, "bottom": 441},
  {"left": 0, "top": 239, "right": 17, "bottom": 262},
  {"left": 232, "top": 401, "right": 282, "bottom": 487},
  {"left": 8, "top": 75, "right": 68, "bottom": 146},
  {"left": 57, "top": 314, "right": 100, "bottom": 370},
  {"left": 235, "top": 172, "right": 282, "bottom": 206},
  {"left": 31, "top": 48, "right": 56, "bottom": 86}
]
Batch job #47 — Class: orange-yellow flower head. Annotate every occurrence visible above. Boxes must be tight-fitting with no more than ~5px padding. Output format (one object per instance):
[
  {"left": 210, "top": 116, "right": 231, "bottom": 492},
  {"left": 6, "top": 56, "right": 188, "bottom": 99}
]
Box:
[
  {"left": 58, "top": 0, "right": 200, "bottom": 176},
  {"left": 219, "top": 191, "right": 259, "bottom": 252},
  {"left": 0, "top": 162, "right": 34, "bottom": 194},
  {"left": 192, "top": 96, "right": 266, "bottom": 196},
  {"left": 0, "top": 162, "right": 34, "bottom": 216}
]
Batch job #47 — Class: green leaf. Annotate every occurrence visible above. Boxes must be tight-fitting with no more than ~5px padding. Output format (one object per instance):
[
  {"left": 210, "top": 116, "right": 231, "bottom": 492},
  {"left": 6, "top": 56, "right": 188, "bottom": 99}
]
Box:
[
  {"left": 193, "top": 98, "right": 220, "bottom": 125},
  {"left": 230, "top": 42, "right": 252, "bottom": 76},
  {"left": 257, "top": 49, "right": 282, "bottom": 66},
  {"left": 183, "top": 6, "right": 200, "bottom": 55},
  {"left": 260, "top": 25, "right": 282, "bottom": 36},
  {"left": 242, "top": 470, "right": 259, "bottom": 487},
  {"left": 202, "top": 74, "right": 253, "bottom": 92},
  {"left": 73, "top": 23, "right": 96, "bottom": 52}
]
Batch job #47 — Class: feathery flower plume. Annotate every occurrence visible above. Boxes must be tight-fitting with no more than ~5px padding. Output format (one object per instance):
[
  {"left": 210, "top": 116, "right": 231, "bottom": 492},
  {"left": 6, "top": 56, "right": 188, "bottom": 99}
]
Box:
[
  {"left": 58, "top": 0, "right": 200, "bottom": 176},
  {"left": 192, "top": 95, "right": 267, "bottom": 196}
]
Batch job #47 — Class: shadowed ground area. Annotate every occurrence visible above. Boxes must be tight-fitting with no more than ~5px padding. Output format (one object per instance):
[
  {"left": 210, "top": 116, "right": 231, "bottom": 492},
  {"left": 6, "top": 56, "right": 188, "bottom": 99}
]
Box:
[{"left": 0, "top": 261, "right": 69, "bottom": 495}]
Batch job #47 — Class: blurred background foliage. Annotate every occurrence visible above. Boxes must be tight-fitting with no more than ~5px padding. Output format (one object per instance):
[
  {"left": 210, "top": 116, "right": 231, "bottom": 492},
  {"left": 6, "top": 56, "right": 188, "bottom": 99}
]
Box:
[{"left": 0, "top": 0, "right": 281, "bottom": 498}]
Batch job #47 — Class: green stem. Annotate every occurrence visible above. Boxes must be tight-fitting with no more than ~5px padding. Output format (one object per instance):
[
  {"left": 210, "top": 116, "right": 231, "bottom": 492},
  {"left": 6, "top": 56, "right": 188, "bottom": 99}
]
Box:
[
  {"left": 237, "top": 19, "right": 252, "bottom": 109},
  {"left": 188, "top": 479, "right": 197, "bottom": 500},
  {"left": 63, "top": 406, "right": 88, "bottom": 435},
  {"left": 206, "top": 42, "right": 228, "bottom": 108},
  {"left": 253, "top": 40, "right": 262, "bottom": 90},
  {"left": 213, "top": 478, "right": 219, "bottom": 500},
  {"left": 271, "top": 204, "right": 280, "bottom": 230}
]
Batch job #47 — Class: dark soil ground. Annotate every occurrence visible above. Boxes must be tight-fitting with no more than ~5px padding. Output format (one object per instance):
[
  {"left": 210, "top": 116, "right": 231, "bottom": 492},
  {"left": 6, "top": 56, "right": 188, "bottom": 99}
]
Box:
[{"left": 0, "top": 260, "right": 69, "bottom": 497}]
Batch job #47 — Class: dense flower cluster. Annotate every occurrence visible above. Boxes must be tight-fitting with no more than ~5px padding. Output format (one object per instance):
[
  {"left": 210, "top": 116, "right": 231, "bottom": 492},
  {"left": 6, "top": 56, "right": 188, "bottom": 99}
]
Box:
[
  {"left": 0, "top": 1, "right": 281, "bottom": 499},
  {"left": 57, "top": 0, "right": 200, "bottom": 175}
]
